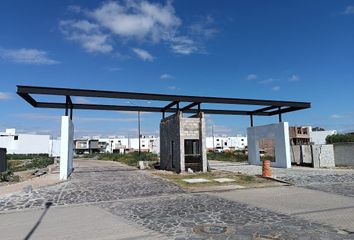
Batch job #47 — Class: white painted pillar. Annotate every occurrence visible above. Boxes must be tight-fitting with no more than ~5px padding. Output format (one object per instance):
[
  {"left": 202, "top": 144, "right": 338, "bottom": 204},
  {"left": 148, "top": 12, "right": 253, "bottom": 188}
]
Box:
[
  {"left": 247, "top": 122, "right": 291, "bottom": 168},
  {"left": 60, "top": 116, "right": 74, "bottom": 180}
]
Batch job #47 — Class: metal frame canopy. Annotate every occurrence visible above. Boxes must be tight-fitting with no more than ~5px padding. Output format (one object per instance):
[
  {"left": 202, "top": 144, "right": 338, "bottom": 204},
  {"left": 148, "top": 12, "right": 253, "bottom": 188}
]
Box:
[{"left": 17, "top": 85, "right": 310, "bottom": 125}]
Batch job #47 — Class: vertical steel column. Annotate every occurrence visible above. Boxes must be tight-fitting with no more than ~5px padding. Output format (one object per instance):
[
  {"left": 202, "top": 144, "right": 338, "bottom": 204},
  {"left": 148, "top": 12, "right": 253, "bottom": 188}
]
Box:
[
  {"left": 278, "top": 107, "right": 282, "bottom": 122},
  {"left": 250, "top": 114, "right": 254, "bottom": 127},
  {"left": 65, "top": 96, "right": 69, "bottom": 116},
  {"left": 70, "top": 106, "right": 73, "bottom": 120}
]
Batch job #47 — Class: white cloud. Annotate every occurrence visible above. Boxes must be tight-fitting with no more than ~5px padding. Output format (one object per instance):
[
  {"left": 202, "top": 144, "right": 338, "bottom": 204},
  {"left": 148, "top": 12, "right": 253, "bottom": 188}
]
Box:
[
  {"left": 59, "top": 20, "right": 113, "bottom": 53},
  {"left": 67, "top": 5, "right": 82, "bottom": 13},
  {"left": 0, "top": 92, "right": 13, "bottom": 100},
  {"left": 160, "top": 73, "right": 174, "bottom": 80},
  {"left": 246, "top": 74, "right": 258, "bottom": 80},
  {"left": 343, "top": 6, "right": 354, "bottom": 15},
  {"left": 74, "top": 97, "right": 92, "bottom": 104},
  {"left": 167, "top": 85, "right": 180, "bottom": 90},
  {"left": 188, "top": 15, "right": 218, "bottom": 40},
  {"left": 331, "top": 114, "right": 345, "bottom": 119},
  {"left": 259, "top": 78, "right": 275, "bottom": 84},
  {"left": 59, "top": 1, "right": 216, "bottom": 57},
  {"left": 289, "top": 74, "right": 300, "bottom": 82},
  {"left": 132, "top": 48, "right": 154, "bottom": 61},
  {"left": 272, "top": 86, "right": 280, "bottom": 91},
  {"left": 90, "top": 1, "right": 181, "bottom": 42},
  {"left": 0, "top": 48, "right": 59, "bottom": 65},
  {"left": 76, "top": 117, "right": 137, "bottom": 123},
  {"left": 15, "top": 113, "right": 60, "bottom": 121},
  {"left": 169, "top": 36, "right": 199, "bottom": 55}
]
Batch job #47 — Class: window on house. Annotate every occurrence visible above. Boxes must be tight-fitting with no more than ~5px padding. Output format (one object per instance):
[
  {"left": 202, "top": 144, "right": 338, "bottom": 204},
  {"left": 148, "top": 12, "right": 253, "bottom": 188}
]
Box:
[
  {"left": 224, "top": 142, "right": 227, "bottom": 146},
  {"left": 14, "top": 136, "right": 18, "bottom": 140},
  {"left": 142, "top": 145, "right": 145, "bottom": 147},
  {"left": 184, "top": 139, "right": 200, "bottom": 155}
]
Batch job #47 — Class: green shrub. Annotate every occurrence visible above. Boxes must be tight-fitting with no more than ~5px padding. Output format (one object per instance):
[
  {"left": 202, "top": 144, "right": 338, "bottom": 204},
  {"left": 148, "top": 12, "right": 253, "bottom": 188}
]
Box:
[
  {"left": 98, "top": 152, "right": 158, "bottom": 166},
  {"left": 326, "top": 134, "right": 354, "bottom": 144},
  {"left": 207, "top": 151, "right": 248, "bottom": 162},
  {"left": 0, "top": 171, "right": 20, "bottom": 182},
  {"left": 6, "top": 154, "right": 49, "bottom": 160},
  {"left": 8, "top": 157, "right": 54, "bottom": 172}
]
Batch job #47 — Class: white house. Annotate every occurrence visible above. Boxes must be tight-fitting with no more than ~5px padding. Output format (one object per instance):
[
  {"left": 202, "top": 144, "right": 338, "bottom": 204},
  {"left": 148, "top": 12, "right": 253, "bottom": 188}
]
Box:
[
  {"left": 310, "top": 128, "right": 337, "bottom": 145},
  {"left": 97, "top": 135, "right": 159, "bottom": 154},
  {"left": 206, "top": 135, "right": 247, "bottom": 151},
  {"left": 0, "top": 128, "right": 52, "bottom": 155}
]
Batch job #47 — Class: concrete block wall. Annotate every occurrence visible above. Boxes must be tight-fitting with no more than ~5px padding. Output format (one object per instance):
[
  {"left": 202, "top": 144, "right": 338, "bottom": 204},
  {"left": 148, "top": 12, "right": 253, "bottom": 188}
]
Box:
[
  {"left": 291, "top": 144, "right": 335, "bottom": 168},
  {"left": 301, "top": 145, "right": 312, "bottom": 165},
  {"left": 334, "top": 143, "right": 354, "bottom": 167},
  {"left": 312, "top": 144, "right": 335, "bottom": 168},
  {"left": 160, "top": 113, "right": 181, "bottom": 172},
  {"left": 290, "top": 145, "right": 301, "bottom": 165}
]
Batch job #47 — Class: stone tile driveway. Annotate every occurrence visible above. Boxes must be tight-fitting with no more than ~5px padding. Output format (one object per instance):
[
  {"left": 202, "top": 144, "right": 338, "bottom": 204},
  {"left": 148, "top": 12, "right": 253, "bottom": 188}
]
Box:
[{"left": 0, "top": 160, "right": 352, "bottom": 239}]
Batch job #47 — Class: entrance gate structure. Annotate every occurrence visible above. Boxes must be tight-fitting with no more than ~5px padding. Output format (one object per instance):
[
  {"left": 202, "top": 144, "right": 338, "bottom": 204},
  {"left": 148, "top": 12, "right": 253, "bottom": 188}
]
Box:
[{"left": 17, "top": 85, "right": 311, "bottom": 179}]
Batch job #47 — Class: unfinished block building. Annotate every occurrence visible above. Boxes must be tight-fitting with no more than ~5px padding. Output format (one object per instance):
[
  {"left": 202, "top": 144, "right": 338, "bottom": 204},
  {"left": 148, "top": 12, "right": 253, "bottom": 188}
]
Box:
[{"left": 160, "top": 112, "right": 207, "bottom": 173}]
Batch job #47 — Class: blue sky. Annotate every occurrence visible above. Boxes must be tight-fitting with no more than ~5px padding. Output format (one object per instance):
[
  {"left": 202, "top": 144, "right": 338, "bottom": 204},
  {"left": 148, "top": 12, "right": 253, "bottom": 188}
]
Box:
[{"left": 0, "top": 0, "right": 353, "bottom": 138}]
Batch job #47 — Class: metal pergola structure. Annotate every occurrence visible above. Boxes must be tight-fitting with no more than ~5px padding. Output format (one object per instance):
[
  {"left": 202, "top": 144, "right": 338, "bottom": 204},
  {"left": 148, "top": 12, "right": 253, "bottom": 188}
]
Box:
[{"left": 17, "top": 85, "right": 311, "bottom": 126}]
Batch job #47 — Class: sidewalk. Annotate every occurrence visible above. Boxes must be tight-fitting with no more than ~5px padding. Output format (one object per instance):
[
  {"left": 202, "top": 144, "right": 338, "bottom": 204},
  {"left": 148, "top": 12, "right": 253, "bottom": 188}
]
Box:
[{"left": 0, "top": 204, "right": 169, "bottom": 240}]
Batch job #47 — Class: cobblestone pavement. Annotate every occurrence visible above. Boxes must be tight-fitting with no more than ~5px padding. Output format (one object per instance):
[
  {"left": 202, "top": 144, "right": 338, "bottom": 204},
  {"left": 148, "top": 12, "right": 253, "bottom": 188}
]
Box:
[
  {"left": 210, "top": 161, "right": 354, "bottom": 198},
  {"left": 0, "top": 161, "right": 184, "bottom": 211},
  {"left": 0, "top": 160, "right": 353, "bottom": 239},
  {"left": 100, "top": 194, "right": 352, "bottom": 239}
]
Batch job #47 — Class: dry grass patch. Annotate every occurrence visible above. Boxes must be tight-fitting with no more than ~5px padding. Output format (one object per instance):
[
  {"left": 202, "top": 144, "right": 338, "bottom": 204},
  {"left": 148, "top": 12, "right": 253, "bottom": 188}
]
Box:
[{"left": 153, "top": 170, "right": 280, "bottom": 191}]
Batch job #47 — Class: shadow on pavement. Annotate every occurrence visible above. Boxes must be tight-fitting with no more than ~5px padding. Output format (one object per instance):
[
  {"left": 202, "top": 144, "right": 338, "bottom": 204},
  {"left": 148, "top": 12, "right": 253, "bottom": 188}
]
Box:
[{"left": 24, "top": 202, "right": 53, "bottom": 240}]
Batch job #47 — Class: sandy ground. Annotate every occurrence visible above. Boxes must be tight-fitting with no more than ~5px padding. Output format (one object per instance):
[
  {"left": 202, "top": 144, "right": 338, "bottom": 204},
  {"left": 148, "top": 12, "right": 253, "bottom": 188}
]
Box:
[{"left": 0, "top": 173, "right": 62, "bottom": 196}]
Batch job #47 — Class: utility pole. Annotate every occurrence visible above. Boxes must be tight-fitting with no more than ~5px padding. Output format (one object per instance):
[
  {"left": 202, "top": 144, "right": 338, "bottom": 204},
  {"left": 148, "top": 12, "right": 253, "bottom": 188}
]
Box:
[
  {"left": 212, "top": 124, "right": 215, "bottom": 152},
  {"left": 138, "top": 111, "right": 141, "bottom": 155},
  {"left": 129, "top": 100, "right": 142, "bottom": 155}
]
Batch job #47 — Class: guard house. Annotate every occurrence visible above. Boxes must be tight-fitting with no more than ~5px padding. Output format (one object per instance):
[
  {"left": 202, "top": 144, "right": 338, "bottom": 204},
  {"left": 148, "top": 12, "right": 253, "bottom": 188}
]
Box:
[{"left": 160, "top": 112, "right": 207, "bottom": 173}]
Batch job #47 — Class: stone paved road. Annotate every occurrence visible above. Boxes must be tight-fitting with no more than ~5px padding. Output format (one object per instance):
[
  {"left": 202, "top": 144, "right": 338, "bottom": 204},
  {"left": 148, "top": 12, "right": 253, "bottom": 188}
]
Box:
[{"left": 0, "top": 160, "right": 353, "bottom": 239}]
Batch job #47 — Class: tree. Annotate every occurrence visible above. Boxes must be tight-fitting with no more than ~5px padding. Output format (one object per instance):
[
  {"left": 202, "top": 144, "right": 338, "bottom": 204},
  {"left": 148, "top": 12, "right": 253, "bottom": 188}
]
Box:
[{"left": 326, "top": 134, "right": 354, "bottom": 144}]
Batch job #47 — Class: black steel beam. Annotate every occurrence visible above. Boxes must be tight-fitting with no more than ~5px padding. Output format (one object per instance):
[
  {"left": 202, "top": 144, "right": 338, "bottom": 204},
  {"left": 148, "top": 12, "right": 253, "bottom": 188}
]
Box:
[
  {"left": 268, "top": 107, "right": 303, "bottom": 116},
  {"left": 181, "top": 102, "right": 200, "bottom": 111},
  {"left": 34, "top": 102, "right": 270, "bottom": 116},
  {"left": 17, "top": 92, "right": 37, "bottom": 107},
  {"left": 163, "top": 101, "right": 179, "bottom": 111},
  {"left": 252, "top": 106, "right": 278, "bottom": 114},
  {"left": 17, "top": 85, "right": 311, "bottom": 108}
]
